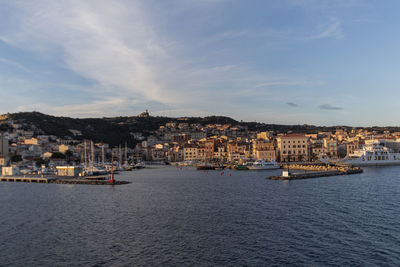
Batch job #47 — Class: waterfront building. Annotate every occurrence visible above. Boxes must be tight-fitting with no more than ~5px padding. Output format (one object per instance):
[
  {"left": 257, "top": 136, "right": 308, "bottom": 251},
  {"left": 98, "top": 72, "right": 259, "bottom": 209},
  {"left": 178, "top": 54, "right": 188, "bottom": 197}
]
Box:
[
  {"left": 311, "top": 141, "right": 327, "bottom": 160},
  {"left": 205, "top": 139, "right": 216, "bottom": 161},
  {"left": 56, "top": 166, "right": 82, "bottom": 177},
  {"left": 277, "top": 134, "right": 309, "bottom": 162},
  {"left": 183, "top": 145, "right": 198, "bottom": 161},
  {"left": 214, "top": 144, "right": 228, "bottom": 162},
  {"left": 252, "top": 139, "right": 276, "bottom": 161},
  {"left": 323, "top": 138, "right": 337, "bottom": 157},
  {"left": 346, "top": 142, "right": 359, "bottom": 156},
  {"left": 151, "top": 147, "right": 167, "bottom": 161},
  {"left": 168, "top": 146, "right": 184, "bottom": 162},
  {"left": 197, "top": 144, "right": 206, "bottom": 161},
  {"left": 227, "top": 141, "right": 251, "bottom": 162},
  {"left": 2, "top": 166, "right": 20, "bottom": 176}
]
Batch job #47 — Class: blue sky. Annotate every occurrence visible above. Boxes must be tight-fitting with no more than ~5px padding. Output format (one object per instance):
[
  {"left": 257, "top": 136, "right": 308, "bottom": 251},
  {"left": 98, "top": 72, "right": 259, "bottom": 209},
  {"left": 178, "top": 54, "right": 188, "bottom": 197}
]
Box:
[{"left": 0, "top": 0, "right": 399, "bottom": 126}]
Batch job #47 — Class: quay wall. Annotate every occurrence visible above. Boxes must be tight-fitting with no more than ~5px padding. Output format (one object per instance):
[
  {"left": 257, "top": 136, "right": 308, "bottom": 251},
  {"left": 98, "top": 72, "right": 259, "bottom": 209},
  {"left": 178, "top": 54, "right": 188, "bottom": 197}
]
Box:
[
  {"left": 0, "top": 176, "right": 129, "bottom": 185},
  {"left": 268, "top": 168, "right": 363, "bottom": 181}
]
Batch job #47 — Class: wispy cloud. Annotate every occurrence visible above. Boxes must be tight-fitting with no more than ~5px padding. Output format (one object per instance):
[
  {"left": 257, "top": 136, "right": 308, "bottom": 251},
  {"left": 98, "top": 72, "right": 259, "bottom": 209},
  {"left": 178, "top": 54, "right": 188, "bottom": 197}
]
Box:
[
  {"left": 0, "top": 57, "right": 31, "bottom": 73},
  {"left": 0, "top": 0, "right": 352, "bottom": 123},
  {"left": 287, "top": 102, "right": 298, "bottom": 107},
  {"left": 255, "top": 79, "right": 325, "bottom": 88},
  {"left": 319, "top": 104, "right": 343, "bottom": 110},
  {"left": 306, "top": 18, "right": 344, "bottom": 40},
  {"left": 0, "top": 36, "right": 13, "bottom": 45}
]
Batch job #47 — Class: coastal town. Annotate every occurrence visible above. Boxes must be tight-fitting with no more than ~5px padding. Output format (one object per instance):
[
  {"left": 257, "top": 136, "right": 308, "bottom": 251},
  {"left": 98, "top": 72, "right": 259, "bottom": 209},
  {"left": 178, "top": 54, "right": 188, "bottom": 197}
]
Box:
[{"left": 0, "top": 110, "right": 399, "bottom": 177}]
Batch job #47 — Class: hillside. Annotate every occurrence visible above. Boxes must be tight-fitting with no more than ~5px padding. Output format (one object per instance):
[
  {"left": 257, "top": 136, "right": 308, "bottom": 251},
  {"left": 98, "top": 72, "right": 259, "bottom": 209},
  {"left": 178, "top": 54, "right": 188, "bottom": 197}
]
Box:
[
  {"left": 4, "top": 112, "right": 242, "bottom": 147},
  {"left": 2, "top": 112, "right": 398, "bottom": 147}
]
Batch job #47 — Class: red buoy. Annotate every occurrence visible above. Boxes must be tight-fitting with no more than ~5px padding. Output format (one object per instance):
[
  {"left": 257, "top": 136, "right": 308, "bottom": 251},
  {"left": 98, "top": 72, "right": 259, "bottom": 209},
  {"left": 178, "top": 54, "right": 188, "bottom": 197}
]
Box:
[{"left": 109, "top": 173, "right": 115, "bottom": 183}]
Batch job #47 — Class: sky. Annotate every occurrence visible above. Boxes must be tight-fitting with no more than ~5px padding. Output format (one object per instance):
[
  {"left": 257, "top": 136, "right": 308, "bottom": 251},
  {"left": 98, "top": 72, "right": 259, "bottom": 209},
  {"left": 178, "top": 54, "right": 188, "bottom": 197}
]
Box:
[{"left": 0, "top": 0, "right": 399, "bottom": 126}]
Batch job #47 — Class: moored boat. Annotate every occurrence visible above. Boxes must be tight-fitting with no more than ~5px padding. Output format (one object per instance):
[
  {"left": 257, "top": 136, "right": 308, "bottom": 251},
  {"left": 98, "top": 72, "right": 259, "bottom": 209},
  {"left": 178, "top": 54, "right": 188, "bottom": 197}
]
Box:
[
  {"left": 341, "top": 142, "right": 400, "bottom": 166},
  {"left": 246, "top": 160, "right": 280, "bottom": 170},
  {"left": 234, "top": 164, "right": 249, "bottom": 170},
  {"left": 196, "top": 163, "right": 225, "bottom": 170}
]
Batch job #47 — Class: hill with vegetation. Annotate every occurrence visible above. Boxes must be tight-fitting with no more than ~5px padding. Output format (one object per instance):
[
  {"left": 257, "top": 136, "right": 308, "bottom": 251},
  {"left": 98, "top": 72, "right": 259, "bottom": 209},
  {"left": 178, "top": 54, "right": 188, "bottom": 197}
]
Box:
[{"left": 2, "top": 111, "right": 398, "bottom": 147}]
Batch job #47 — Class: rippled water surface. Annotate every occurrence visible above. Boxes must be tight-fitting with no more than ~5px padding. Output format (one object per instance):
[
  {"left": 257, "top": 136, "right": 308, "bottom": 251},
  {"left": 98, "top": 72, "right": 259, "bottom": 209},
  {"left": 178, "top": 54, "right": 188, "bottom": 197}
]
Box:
[{"left": 1, "top": 166, "right": 400, "bottom": 266}]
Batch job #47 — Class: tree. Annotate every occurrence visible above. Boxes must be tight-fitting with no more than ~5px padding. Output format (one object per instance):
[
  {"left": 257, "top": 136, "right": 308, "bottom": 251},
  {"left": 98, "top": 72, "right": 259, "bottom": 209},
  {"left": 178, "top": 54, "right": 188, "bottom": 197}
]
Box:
[
  {"left": 51, "top": 152, "right": 65, "bottom": 159},
  {"left": 11, "top": 154, "right": 23, "bottom": 163},
  {"left": 65, "top": 150, "right": 73, "bottom": 164},
  {"left": 34, "top": 157, "right": 47, "bottom": 168}
]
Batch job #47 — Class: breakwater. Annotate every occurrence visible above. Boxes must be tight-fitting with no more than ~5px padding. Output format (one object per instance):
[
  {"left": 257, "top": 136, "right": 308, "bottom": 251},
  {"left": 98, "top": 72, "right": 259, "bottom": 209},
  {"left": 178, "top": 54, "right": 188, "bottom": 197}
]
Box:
[{"left": 268, "top": 164, "right": 363, "bottom": 180}]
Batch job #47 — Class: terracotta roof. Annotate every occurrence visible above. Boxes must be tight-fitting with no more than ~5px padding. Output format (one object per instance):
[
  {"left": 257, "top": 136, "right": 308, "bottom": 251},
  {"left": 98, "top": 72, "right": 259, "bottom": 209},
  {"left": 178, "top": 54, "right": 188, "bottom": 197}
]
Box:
[{"left": 279, "top": 134, "right": 307, "bottom": 138}]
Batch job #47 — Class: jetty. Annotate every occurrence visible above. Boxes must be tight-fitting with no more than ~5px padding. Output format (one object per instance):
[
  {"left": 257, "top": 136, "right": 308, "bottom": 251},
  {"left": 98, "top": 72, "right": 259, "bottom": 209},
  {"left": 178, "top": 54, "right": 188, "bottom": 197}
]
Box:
[
  {"left": 267, "top": 164, "right": 363, "bottom": 180},
  {"left": 0, "top": 175, "right": 130, "bottom": 185}
]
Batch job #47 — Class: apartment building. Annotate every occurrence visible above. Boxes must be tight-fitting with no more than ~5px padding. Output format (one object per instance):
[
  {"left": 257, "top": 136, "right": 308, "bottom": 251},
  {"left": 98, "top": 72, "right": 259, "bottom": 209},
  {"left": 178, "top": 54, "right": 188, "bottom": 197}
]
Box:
[{"left": 277, "top": 134, "right": 309, "bottom": 162}]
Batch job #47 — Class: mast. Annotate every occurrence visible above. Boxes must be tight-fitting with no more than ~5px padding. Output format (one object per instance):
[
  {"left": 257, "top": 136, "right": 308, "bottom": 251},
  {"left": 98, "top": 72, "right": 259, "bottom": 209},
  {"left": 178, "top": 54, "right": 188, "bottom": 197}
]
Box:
[
  {"left": 102, "top": 145, "right": 105, "bottom": 166},
  {"left": 91, "top": 141, "right": 95, "bottom": 172},
  {"left": 111, "top": 148, "right": 114, "bottom": 166},
  {"left": 84, "top": 141, "right": 87, "bottom": 171},
  {"left": 125, "top": 142, "right": 128, "bottom": 165},
  {"left": 119, "top": 145, "right": 122, "bottom": 167}
]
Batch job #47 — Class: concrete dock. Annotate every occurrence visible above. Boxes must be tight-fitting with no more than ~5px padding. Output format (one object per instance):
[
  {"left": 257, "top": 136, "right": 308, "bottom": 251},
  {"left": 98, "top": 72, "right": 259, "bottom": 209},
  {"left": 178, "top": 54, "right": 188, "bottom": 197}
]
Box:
[
  {"left": 0, "top": 175, "right": 130, "bottom": 185},
  {"left": 267, "top": 164, "right": 363, "bottom": 180},
  {"left": 0, "top": 176, "right": 49, "bottom": 183}
]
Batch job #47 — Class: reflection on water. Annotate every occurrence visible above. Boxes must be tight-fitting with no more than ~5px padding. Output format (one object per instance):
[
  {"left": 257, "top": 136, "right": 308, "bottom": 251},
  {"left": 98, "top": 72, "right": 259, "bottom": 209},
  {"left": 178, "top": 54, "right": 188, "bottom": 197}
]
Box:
[{"left": 1, "top": 166, "right": 400, "bottom": 266}]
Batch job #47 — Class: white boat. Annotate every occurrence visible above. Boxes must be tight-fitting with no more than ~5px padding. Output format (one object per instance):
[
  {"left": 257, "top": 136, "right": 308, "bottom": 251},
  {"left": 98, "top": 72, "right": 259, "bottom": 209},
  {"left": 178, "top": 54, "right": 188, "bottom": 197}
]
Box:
[
  {"left": 246, "top": 160, "right": 280, "bottom": 170},
  {"left": 134, "top": 162, "right": 146, "bottom": 169},
  {"left": 85, "top": 165, "right": 109, "bottom": 175},
  {"left": 341, "top": 142, "right": 400, "bottom": 166}
]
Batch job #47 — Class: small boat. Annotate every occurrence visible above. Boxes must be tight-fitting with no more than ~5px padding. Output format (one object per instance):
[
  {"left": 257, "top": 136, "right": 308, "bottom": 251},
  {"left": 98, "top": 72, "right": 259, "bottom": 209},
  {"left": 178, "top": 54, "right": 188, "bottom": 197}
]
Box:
[
  {"left": 196, "top": 163, "right": 225, "bottom": 170},
  {"left": 234, "top": 164, "right": 249, "bottom": 170},
  {"left": 197, "top": 165, "right": 215, "bottom": 170},
  {"left": 134, "top": 162, "right": 146, "bottom": 169}
]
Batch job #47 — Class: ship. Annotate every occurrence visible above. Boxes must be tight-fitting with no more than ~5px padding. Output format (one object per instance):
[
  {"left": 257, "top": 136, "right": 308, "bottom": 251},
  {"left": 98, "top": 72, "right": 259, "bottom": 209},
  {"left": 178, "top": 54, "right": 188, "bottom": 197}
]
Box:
[
  {"left": 341, "top": 142, "right": 400, "bottom": 166},
  {"left": 246, "top": 160, "right": 280, "bottom": 170}
]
